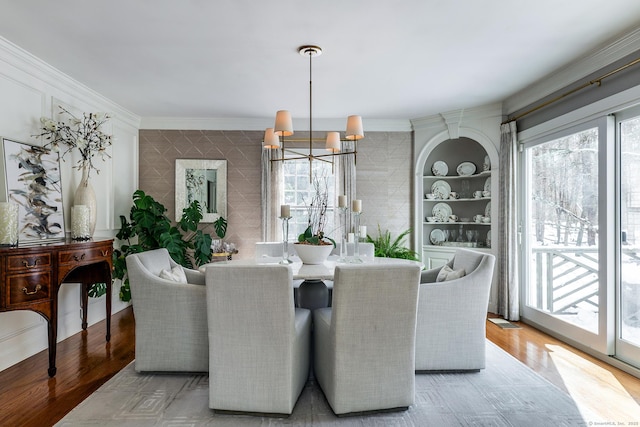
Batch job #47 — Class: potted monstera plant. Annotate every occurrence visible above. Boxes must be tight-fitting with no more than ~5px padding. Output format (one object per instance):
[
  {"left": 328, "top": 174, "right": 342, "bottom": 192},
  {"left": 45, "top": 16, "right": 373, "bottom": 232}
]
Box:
[{"left": 110, "top": 190, "right": 212, "bottom": 301}]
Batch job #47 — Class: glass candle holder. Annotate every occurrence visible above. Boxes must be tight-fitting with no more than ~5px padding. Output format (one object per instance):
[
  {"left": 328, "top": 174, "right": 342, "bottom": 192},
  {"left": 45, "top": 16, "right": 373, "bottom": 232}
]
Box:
[
  {"left": 0, "top": 202, "right": 19, "bottom": 246},
  {"left": 338, "top": 206, "right": 348, "bottom": 262},
  {"left": 279, "top": 216, "right": 293, "bottom": 264},
  {"left": 71, "top": 205, "right": 91, "bottom": 241},
  {"left": 351, "top": 211, "right": 363, "bottom": 263}
]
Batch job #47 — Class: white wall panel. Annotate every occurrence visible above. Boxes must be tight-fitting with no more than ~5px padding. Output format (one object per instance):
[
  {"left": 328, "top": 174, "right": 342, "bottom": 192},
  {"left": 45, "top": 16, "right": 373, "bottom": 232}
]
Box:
[
  {"left": 0, "top": 37, "right": 140, "bottom": 372},
  {"left": 0, "top": 75, "right": 44, "bottom": 142}
]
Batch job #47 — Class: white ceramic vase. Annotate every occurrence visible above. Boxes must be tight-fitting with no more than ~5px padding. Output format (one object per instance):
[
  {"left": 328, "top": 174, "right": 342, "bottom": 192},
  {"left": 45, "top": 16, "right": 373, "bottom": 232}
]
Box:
[
  {"left": 74, "top": 165, "right": 96, "bottom": 236},
  {"left": 294, "top": 243, "right": 333, "bottom": 265}
]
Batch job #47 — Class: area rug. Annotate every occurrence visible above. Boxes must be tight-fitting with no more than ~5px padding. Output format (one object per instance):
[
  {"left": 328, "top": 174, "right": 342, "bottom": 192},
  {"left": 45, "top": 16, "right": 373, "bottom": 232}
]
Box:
[{"left": 55, "top": 342, "right": 592, "bottom": 426}]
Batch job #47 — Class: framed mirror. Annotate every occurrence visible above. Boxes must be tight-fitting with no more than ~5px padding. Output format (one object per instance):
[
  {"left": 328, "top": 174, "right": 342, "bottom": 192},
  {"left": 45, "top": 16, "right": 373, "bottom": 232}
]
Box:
[{"left": 175, "top": 159, "right": 227, "bottom": 223}]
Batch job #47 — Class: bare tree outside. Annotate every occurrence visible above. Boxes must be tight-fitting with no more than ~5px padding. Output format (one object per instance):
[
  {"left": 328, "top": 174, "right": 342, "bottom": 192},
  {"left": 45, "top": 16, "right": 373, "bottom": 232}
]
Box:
[{"left": 527, "top": 127, "right": 600, "bottom": 333}]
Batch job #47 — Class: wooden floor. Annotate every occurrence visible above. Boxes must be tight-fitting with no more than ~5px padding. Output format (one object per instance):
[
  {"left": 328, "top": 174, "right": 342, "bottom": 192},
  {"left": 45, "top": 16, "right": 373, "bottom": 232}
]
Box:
[{"left": 1, "top": 307, "right": 640, "bottom": 426}]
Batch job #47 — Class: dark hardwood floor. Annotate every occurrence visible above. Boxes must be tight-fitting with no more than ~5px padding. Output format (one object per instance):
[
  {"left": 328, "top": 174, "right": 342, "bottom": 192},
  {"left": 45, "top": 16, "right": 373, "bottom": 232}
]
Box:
[
  {"left": 1, "top": 307, "right": 639, "bottom": 426},
  {"left": 0, "top": 307, "right": 135, "bottom": 427}
]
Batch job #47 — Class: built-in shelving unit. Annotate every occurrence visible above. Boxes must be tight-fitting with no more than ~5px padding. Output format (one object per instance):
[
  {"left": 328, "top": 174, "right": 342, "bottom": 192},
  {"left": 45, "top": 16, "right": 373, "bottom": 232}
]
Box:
[{"left": 416, "top": 137, "right": 494, "bottom": 268}]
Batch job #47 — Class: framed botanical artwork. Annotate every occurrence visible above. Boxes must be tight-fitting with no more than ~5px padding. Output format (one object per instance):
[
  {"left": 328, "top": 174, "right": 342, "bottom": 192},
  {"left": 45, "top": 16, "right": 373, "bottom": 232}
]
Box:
[
  {"left": 175, "top": 159, "right": 227, "bottom": 223},
  {"left": 1, "top": 137, "right": 65, "bottom": 243}
]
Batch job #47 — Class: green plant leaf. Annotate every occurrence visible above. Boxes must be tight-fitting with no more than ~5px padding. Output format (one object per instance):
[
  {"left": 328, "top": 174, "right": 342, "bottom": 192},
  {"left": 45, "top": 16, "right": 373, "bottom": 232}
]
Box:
[
  {"left": 179, "top": 200, "right": 203, "bottom": 232},
  {"left": 367, "top": 224, "right": 419, "bottom": 261},
  {"left": 88, "top": 282, "right": 107, "bottom": 298},
  {"left": 213, "top": 216, "right": 227, "bottom": 239},
  {"left": 119, "top": 278, "right": 131, "bottom": 302}
]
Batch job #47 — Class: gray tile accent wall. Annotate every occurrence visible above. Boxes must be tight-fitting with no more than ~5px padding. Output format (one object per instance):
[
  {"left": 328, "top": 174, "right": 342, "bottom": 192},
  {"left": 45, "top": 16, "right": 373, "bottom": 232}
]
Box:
[{"left": 138, "top": 129, "right": 413, "bottom": 259}]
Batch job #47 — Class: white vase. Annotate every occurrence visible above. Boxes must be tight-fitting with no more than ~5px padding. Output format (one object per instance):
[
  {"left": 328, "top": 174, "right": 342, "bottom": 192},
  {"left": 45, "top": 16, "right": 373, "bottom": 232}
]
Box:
[
  {"left": 74, "top": 165, "right": 96, "bottom": 236},
  {"left": 294, "top": 243, "right": 333, "bottom": 265}
]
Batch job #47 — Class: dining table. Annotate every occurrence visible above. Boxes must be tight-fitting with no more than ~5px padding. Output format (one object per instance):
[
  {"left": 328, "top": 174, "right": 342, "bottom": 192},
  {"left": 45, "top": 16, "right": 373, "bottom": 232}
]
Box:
[{"left": 202, "top": 255, "right": 423, "bottom": 309}]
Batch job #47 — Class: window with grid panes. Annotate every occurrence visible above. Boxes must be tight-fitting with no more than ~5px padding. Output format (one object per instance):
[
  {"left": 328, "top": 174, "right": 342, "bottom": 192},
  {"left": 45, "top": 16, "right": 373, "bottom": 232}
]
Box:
[{"left": 282, "top": 155, "right": 336, "bottom": 242}]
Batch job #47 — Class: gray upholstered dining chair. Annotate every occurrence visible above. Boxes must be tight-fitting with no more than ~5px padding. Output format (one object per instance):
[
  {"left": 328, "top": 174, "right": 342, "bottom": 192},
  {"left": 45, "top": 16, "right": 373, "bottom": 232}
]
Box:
[
  {"left": 313, "top": 263, "right": 421, "bottom": 416},
  {"left": 126, "top": 248, "right": 209, "bottom": 373},
  {"left": 205, "top": 264, "right": 311, "bottom": 415},
  {"left": 416, "top": 248, "right": 495, "bottom": 371}
]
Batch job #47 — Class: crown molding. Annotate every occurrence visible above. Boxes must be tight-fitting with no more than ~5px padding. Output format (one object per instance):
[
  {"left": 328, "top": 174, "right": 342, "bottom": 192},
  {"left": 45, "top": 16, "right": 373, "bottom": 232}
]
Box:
[
  {"left": 0, "top": 36, "right": 141, "bottom": 130},
  {"left": 411, "top": 103, "right": 502, "bottom": 131},
  {"left": 139, "top": 116, "right": 412, "bottom": 132},
  {"left": 503, "top": 28, "right": 640, "bottom": 114}
]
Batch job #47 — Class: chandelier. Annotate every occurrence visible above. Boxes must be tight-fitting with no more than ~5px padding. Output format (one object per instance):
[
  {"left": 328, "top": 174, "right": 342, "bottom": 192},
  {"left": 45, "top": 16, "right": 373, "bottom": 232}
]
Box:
[{"left": 263, "top": 45, "right": 364, "bottom": 175}]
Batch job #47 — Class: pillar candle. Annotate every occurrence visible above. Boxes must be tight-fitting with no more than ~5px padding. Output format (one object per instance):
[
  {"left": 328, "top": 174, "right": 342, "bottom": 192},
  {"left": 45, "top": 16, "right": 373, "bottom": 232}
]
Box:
[
  {"left": 71, "top": 205, "right": 91, "bottom": 240},
  {"left": 280, "top": 204, "right": 290, "bottom": 218},
  {"left": 352, "top": 199, "right": 362, "bottom": 213},
  {"left": 0, "top": 202, "right": 19, "bottom": 246},
  {"left": 338, "top": 195, "right": 347, "bottom": 208},
  {"left": 359, "top": 225, "right": 367, "bottom": 237},
  {"left": 348, "top": 233, "right": 355, "bottom": 243}
]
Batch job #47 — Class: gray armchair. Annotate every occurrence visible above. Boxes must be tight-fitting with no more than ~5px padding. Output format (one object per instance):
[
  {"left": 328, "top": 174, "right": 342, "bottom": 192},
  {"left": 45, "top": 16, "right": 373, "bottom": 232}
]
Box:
[
  {"left": 205, "top": 264, "right": 311, "bottom": 415},
  {"left": 313, "top": 263, "right": 421, "bottom": 415},
  {"left": 126, "top": 248, "right": 209, "bottom": 373},
  {"left": 416, "top": 248, "right": 495, "bottom": 371}
]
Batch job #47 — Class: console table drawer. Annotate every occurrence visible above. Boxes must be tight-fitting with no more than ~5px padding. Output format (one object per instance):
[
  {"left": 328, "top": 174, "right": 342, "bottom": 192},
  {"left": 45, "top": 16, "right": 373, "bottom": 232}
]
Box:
[
  {"left": 7, "top": 272, "right": 51, "bottom": 306},
  {"left": 58, "top": 246, "right": 110, "bottom": 266},
  {"left": 7, "top": 254, "right": 52, "bottom": 272}
]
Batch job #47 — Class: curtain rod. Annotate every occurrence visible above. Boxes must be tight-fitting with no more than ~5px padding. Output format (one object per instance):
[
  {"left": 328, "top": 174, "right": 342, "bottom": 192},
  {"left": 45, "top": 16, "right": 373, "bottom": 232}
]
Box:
[{"left": 502, "top": 57, "right": 640, "bottom": 125}]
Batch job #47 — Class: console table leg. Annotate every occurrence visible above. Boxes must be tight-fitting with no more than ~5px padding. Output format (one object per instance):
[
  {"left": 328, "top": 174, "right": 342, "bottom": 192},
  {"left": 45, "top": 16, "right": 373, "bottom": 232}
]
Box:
[
  {"left": 105, "top": 279, "right": 111, "bottom": 342},
  {"left": 81, "top": 282, "right": 89, "bottom": 330},
  {"left": 47, "top": 311, "right": 57, "bottom": 377}
]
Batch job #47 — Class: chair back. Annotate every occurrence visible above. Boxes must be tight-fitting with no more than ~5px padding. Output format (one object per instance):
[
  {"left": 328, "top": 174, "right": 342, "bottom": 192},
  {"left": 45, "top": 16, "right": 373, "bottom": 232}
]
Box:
[
  {"left": 126, "top": 248, "right": 172, "bottom": 279},
  {"left": 330, "top": 263, "right": 421, "bottom": 372},
  {"left": 330, "top": 242, "right": 375, "bottom": 258},
  {"left": 255, "top": 241, "right": 294, "bottom": 258},
  {"left": 206, "top": 264, "right": 296, "bottom": 347},
  {"left": 451, "top": 248, "right": 486, "bottom": 276}
]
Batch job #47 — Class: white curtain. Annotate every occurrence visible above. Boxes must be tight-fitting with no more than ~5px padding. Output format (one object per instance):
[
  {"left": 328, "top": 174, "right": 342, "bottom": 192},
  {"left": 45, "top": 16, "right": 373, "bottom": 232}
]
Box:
[
  {"left": 338, "top": 141, "right": 357, "bottom": 233},
  {"left": 261, "top": 149, "right": 283, "bottom": 242},
  {"left": 498, "top": 122, "right": 520, "bottom": 320}
]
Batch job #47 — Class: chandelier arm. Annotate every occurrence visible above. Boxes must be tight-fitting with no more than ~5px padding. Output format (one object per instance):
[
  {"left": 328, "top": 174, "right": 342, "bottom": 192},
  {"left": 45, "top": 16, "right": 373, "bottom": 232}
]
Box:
[{"left": 266, "top": 45, "right": 362, "bottom": 182}]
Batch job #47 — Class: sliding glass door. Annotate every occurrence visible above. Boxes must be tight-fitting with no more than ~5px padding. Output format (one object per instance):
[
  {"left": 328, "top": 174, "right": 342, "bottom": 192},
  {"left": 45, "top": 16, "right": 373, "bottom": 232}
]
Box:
[
  {"left": 521, "top": 118, "right": 613, "bottom": 354},
  {"left": 616, "top": 109, "right": 640, "bottom": 365}
]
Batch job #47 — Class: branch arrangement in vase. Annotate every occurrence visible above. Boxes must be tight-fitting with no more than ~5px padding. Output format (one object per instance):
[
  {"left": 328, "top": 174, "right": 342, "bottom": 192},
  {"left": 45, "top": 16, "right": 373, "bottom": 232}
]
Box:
[
  {"left": 35, "top": 106, "right": 112, "bottom": 178},
  {"left": 297, "top": 175, "right": 336, "bottom": 247}
]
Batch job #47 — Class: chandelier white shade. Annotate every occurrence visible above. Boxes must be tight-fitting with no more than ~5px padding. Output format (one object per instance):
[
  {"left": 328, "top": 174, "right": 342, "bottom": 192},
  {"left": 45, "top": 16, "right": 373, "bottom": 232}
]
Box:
[
  {"left": 263, "top": 45, "right": 364, "bottom": 171},
  {"left": 325, "top": 131, "right": 340, "bottom": 153},
  {"left": 346, "top": 115, "right": 364, "bottom": 140},
  {"left": 274, "top": 110, "right": 293, "bottom": 137},
  {"left": 263, "top": 127, "right": 280, "bottom": 149}
]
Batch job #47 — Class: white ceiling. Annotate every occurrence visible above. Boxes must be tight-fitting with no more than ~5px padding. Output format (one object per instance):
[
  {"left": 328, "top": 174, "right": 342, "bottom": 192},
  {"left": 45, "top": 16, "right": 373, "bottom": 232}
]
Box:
[{"left": 1, "top": 0, "right": 640, "bottom": 124}]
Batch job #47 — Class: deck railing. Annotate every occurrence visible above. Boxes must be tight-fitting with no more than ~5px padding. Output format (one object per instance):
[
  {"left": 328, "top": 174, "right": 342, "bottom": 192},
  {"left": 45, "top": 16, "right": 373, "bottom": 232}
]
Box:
[{"left": 532, "top": 247, "right": 599, "bottom": 315}]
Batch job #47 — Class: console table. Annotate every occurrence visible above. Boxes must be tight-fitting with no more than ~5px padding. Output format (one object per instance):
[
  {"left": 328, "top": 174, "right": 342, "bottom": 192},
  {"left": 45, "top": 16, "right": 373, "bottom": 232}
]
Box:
[{"left": 0, "top": 238, "right": 113, "bottom": 377}]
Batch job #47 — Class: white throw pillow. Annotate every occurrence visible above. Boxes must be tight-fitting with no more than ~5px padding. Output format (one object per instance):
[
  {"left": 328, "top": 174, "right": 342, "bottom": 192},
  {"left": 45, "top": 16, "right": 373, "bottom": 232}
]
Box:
[
  {"left": 436, "top": 265, "right": 466, "bottom": 282},
  {"left": 159, "top": 265, "right": 188, "bottom": 283}
]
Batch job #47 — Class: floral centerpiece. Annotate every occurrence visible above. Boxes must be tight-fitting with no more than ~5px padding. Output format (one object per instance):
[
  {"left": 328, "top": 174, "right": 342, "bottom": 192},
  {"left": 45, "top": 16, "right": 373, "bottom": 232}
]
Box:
[{"left": 36, "top": 106, "right": 112, "bottom": 178}]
